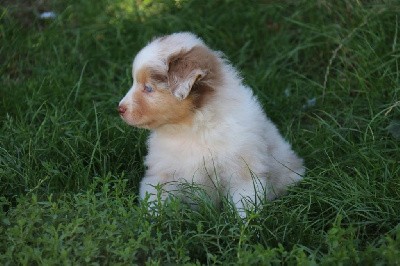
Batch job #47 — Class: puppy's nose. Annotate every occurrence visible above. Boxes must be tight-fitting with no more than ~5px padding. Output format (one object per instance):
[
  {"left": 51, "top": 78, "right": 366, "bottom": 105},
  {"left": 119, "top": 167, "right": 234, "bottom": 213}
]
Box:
[{"left": 118, "top": 105, "right": 127, "bottom": 115}]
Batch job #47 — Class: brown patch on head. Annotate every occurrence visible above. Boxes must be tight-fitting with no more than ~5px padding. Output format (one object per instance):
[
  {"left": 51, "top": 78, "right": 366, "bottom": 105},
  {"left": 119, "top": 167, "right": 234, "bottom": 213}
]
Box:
[
  {"left": 167, "top": 45, "right": 222, "bottom": 108},
  {"left": 132, "top": 88, "right": 195, "bottom": 128},
  {"left": 136, "top": 67, "right": 167, "bottom": 85},
  {"left": 150, "top": 72, "right": 168, "bottom": 84},
  {"left": 123, "top": 66, "right": 195, "bottom": 129},
  {"left": 121, "top": 45, "right": 222, "bottom": 129}
]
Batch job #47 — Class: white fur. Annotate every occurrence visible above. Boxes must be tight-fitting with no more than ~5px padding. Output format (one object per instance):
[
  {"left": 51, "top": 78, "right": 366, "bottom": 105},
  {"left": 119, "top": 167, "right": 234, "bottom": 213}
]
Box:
[{"left": 119, "top": 32, "right": 305, "bottom": 217}]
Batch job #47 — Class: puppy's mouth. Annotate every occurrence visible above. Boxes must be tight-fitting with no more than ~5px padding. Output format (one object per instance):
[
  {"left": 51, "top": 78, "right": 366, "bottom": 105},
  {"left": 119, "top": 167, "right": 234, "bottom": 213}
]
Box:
[
  {"left": 117, "top": 105, "right": 158, "bottom": 129},
  {"left": 119, "top": 114, "right": 151, "bottom": 129}
]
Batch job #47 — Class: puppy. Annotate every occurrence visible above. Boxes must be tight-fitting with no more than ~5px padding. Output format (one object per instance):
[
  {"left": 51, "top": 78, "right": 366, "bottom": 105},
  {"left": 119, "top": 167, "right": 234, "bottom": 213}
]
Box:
[{"left": 119, "top": 32, "right": 305, "bottom": 217}]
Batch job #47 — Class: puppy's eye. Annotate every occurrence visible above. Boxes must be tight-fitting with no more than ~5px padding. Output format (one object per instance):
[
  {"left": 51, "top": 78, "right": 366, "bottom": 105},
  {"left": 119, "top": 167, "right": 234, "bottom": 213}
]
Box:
[{"left": 144, "top": 85, "right": 154, "bottom": 93}]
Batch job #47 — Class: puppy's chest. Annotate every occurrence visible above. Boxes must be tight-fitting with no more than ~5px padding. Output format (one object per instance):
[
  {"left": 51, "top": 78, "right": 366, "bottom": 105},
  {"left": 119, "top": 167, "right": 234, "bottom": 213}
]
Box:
[{"left": 145, "top": 133, "right": 234, "bottom": 175}]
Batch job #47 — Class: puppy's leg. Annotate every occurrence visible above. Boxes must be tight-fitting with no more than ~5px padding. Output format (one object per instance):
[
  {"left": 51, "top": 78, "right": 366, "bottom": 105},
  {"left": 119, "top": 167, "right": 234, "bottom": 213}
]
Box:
[
  {"left": 227, "top": 175, "right": 267, "bottom": 218},
  {"left": 139, "top": 175, "right": 177, "bottom": 212}
]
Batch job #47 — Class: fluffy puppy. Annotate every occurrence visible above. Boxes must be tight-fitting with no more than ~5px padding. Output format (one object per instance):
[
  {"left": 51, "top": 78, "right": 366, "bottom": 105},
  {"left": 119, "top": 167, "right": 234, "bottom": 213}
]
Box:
[{"left": 119, "top": 32, "right": 305, "bottom": 217}]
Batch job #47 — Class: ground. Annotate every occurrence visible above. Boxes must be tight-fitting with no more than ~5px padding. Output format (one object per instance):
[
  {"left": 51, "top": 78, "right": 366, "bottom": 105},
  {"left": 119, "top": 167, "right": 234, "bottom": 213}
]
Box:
[{"left": 1, "top": 0, "right": 400, "bottom": 264}]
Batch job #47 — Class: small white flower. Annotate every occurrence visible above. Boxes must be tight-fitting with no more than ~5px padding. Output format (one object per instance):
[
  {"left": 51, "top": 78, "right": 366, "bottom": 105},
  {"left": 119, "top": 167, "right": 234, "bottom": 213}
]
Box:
[
  {"left": 302, "top": 97, "right": 317, "bottom": 109},
  {"left": 284, "top": 88, "right": 291, "bottom": 97},
  {"left": 39, "top": 11, "right": 57, "bottom": 19}
]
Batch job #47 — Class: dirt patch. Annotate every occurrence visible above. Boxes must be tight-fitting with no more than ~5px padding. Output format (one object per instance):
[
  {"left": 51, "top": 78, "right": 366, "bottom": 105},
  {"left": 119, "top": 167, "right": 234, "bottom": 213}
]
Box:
[{"left": 1, "top": 0, "right": 56, "bottom": 28}]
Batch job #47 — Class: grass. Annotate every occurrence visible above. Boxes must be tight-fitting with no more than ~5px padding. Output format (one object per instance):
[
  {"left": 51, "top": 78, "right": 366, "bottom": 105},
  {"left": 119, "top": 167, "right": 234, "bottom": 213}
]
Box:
[{"left": 1, "top": 0, "right": 400, "bottom": 264}]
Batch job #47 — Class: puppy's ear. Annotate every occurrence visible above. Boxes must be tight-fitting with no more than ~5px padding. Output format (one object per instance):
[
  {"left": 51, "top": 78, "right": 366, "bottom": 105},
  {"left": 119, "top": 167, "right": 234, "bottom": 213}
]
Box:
[
  {"left": 167, "top": 47, "right": 207, "bottom": 101},
  {"left": 172, "top": 69, "right": 206, "bottom": 100}
]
